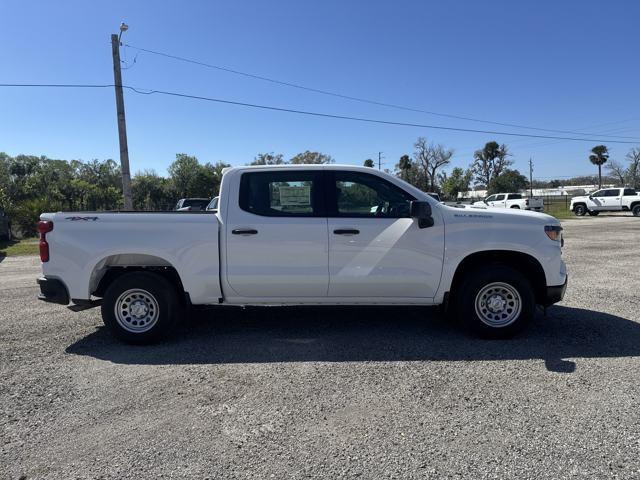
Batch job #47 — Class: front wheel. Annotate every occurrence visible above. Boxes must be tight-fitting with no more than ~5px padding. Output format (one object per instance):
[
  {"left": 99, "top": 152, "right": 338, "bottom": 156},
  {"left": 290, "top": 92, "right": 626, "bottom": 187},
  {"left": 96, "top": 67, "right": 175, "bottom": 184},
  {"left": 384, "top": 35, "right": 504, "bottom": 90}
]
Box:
[
  {"left": 101, "top": 271, "right": 179, "bottom": 344},
  {"left": 454, "top": 265, "right": 535, "bottom": 338},
  {"left": 633, "top": 204, "right": 640, "bottom": 217},
  {"left": 573, "top": 204, "right": 587, "bottom": 216}
]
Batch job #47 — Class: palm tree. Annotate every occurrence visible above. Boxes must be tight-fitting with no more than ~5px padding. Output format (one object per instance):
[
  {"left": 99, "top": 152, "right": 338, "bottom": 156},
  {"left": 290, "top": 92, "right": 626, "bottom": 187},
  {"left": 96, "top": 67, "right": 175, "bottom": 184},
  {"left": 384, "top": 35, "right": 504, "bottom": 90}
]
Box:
[{"left": 589, "top": 145, "right": 609, "bottom": 188}]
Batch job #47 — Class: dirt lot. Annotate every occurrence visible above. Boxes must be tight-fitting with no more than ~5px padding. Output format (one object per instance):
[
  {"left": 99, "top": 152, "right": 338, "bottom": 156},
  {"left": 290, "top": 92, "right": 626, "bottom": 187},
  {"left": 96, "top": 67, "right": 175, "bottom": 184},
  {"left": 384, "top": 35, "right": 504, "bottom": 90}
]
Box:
[{"left": 1, "top": 215, "right": 639, "bottom": 479}]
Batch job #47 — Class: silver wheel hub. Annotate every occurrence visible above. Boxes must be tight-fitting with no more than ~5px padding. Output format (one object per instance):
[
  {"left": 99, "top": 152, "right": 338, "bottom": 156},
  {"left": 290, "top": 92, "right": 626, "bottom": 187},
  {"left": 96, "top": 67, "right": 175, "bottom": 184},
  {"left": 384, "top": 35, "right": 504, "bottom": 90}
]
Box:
[
  {"left": 474, "top": 282, "right": 522, "bottom": 328},
  {"left": 114, "top": 289, "right": 160, "bottom": 333}
]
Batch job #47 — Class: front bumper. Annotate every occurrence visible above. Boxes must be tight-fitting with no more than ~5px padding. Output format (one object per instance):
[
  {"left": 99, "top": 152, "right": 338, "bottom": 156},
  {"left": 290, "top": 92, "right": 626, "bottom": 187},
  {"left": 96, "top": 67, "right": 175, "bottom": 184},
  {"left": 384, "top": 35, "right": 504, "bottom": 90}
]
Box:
[
  {"left": 37, "top": 277, "right": 70, "bottom": 305},
  {"left": 542, "top": 275, "right": 568, "bottom": 306}
]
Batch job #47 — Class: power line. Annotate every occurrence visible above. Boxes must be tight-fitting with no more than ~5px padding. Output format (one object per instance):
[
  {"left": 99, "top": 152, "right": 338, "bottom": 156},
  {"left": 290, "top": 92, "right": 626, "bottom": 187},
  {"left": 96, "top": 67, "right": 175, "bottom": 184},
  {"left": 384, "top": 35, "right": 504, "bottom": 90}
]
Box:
[
  {"left": 123, "top": 43, "right": 640, "bottom": 141},
  {"left": 1, "top": 83, "right": 639, "bottom": 144}
]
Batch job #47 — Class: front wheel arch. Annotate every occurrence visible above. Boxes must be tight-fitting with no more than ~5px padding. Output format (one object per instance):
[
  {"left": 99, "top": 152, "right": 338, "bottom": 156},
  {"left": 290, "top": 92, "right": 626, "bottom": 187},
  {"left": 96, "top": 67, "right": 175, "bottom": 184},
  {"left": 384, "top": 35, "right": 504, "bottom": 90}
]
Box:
[{"left": 448, "top": 250, "right": 547, "bottom": 308}]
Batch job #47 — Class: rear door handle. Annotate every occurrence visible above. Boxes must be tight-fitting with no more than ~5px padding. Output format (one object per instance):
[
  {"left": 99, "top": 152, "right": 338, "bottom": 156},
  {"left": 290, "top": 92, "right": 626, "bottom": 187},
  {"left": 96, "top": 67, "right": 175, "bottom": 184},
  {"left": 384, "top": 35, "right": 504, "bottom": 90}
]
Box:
[
  {"left": 232, "top": 228, "right": 258, "bottom": 235},
  {"left": 333, "top": 229, "right": 360, "bottom": 235}
]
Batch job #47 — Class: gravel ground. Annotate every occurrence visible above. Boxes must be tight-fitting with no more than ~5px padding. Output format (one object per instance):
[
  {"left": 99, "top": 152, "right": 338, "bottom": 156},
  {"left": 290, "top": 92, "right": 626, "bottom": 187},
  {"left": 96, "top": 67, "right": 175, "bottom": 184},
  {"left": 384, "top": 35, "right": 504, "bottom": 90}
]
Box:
[{"left": 1, "top": 215, "right": 639, "bottom": 479}]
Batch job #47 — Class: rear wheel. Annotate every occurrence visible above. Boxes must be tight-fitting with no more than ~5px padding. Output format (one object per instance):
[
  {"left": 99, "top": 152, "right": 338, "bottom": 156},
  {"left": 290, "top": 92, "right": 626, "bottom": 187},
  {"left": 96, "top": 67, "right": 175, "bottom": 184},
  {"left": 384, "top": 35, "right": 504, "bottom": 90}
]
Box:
[
  {"left": 454, "top": 265, "right": 535, "bottom": 338},
  {"left": 633, "top": 204, "right": 640, "bottom": 217},
  {"left": 573, "top": 204, "right": 587, "bottom": 216},
  {"left": 510, "top": 205, "right": 520, "bottom": 209},
  {"left": 588, "top": 210, "right": 599, "bottom": 216},
  {"left": 101, "top": 271, "right": 179, "bottom": 344}
]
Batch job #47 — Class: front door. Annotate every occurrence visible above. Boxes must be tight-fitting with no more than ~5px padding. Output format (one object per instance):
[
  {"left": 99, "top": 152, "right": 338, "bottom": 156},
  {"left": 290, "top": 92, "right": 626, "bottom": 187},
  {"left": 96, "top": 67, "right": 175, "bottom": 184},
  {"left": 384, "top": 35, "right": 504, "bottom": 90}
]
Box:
[
  {"left": 326, "top": 170, "right": 444, "bottom": 299},
  {"left": 225, "top": 169, "right": 328, "bottom": 298}
]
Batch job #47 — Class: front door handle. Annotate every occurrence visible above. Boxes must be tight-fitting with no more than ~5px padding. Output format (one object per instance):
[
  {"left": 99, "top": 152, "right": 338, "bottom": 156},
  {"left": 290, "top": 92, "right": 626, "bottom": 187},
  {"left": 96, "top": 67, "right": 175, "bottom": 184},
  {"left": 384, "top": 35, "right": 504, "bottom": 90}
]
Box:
[
  {"left": 333, "top": 229, "right": 360, "bottom": 235},
  {"left": 232, "top": 228, "right": 258, "bottom": 235}
]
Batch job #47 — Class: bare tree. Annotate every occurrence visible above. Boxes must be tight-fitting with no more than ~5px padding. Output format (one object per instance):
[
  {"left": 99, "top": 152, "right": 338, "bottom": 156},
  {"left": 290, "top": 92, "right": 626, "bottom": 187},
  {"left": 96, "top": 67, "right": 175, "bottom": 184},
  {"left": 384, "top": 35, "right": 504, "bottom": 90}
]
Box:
[
  {"left": 626, "top": 148, "right": 640, "bottom": 188},
  {"left": 472, "top": 141, "right": 512, "bottom": 186},
  {"left": 412, "top": 137, "right": 453, "bottom": 191},
  {"left": 606, "top": 159, "right": 626, "bottom": 187}
]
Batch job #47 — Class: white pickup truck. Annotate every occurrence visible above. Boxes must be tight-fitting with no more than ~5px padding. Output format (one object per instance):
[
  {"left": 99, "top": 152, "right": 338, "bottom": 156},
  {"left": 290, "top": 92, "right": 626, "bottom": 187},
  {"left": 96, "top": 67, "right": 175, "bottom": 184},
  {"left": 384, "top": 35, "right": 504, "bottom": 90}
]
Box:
[
  {"left": 570, "top": 187, "right": 640, "bottom": 217},
  {"left": 37, "top": 165, "right": 567, "bottom": 343},
  {"left": 473, "top": 193, "right": 544, "bottom": 211}
]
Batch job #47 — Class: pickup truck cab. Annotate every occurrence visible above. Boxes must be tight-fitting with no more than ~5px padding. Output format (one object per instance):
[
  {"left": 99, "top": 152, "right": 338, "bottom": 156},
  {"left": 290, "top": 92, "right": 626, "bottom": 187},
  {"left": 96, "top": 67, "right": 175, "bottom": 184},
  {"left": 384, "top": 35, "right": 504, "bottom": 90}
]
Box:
[
  {"left": 37, "top": 165, "right": 567, "bottom": 343},
  {"left": 570, "top": 188, "right": 640, "bottom": 216},
  {"left": 474, "top": 193, "right": 544, "bottom": 211}
]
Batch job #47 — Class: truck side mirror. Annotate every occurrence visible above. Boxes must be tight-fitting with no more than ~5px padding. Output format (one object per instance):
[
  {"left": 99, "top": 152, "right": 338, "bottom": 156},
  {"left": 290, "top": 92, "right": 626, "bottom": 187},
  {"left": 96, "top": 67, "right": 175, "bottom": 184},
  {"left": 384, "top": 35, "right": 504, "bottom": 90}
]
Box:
[{"left": 410, "top": 201, "right": 434, "bottom": 229}]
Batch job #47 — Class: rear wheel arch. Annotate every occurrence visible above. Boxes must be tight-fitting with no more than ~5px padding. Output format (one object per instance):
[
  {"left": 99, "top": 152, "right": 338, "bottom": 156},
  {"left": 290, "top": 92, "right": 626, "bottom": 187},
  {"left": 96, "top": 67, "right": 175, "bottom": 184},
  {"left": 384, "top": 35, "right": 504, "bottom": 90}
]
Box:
[
  {"left": 90, "top": 254, "right": 188, "bottom": 305},
  {"left": 448, "top": 250, "right": 547, "bottom": 306}
]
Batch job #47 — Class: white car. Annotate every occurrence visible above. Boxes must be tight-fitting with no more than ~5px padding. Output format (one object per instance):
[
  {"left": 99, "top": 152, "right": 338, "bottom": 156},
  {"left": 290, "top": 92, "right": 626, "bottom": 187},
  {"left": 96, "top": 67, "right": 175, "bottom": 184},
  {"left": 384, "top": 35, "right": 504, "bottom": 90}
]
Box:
[
  {"left": 474, "top": 193, "right": 544, "bottom": 211},
  {"left": 36, "top": 165, "right": 567, "bottom": 343},
  {"left": 570, "top": 188, "right": 640, "bottom": 217}
]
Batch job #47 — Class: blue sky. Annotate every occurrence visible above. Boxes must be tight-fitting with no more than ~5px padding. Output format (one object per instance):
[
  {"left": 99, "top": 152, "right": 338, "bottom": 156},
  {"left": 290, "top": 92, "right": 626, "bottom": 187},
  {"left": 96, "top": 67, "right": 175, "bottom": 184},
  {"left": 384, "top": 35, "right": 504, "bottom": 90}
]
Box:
[{"left": 2, "top": 0, "right": 639, "bottom": 180}]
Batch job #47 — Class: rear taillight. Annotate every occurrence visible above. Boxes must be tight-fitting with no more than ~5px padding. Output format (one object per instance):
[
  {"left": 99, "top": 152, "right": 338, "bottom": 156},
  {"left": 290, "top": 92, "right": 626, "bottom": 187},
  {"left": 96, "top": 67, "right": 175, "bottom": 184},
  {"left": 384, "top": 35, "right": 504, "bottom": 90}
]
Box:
[{"left": 37, "top": 220, "right": 53, "bottom": 262}]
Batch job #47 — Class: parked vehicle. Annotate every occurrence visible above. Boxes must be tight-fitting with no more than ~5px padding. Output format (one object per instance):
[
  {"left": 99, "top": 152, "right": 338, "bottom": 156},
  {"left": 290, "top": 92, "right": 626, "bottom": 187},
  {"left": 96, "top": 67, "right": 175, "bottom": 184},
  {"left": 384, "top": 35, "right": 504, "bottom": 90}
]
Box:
[
  {"left": 570, "top": 188, "right": 640, "bottom": 216},
  {"left": 427, "top": 192, "right": 441, "bottom": 202},
  {"left": 474, "top": 193, "right": 544, "bottom": 211},
  {"left": 206, "top": 196, "right": 219, "bottom": 212},
  {"left": 37, "top": 165, "right": 567, "bottom": 343},
  {"left": 175, "top": 198, "right": 210, "bottom": 212},
  {"left": 0, "top": 208, "right": 11, "bottom": 240}
]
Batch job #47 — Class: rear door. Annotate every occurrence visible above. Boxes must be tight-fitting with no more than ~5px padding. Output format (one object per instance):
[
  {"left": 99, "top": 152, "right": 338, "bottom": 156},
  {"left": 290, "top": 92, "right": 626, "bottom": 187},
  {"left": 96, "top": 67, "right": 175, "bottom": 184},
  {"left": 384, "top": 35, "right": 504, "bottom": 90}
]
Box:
[
  {"left": 604, "top": 188, "right": 623, "bottom": 210},
  {"left": 225, "top": 169, "right": 329, "bottom": 298},
  {"left": 325, "top": 170, "right": 444, "bottom": 299}
]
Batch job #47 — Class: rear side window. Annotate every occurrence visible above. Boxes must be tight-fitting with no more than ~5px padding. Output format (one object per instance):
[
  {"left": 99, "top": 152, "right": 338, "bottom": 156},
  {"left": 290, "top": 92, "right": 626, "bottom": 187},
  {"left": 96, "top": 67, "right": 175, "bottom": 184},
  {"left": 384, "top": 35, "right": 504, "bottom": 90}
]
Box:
[
  {"left": 239, "top": 171, "right": 323, "bottom": 217},
  {"left": 624, "top": 188, "right": 637, "bottom": 196},
  {"left": 507, "top": 194, "right": 522, "bottom": 200}
]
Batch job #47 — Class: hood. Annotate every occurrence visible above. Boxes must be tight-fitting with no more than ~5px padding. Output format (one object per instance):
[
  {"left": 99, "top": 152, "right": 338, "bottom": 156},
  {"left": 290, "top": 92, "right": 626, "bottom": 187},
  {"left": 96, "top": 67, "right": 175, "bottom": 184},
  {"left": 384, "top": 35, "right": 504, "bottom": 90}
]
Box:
[{"left": 443, "top": 203, "right": 558, "bottom": 224}]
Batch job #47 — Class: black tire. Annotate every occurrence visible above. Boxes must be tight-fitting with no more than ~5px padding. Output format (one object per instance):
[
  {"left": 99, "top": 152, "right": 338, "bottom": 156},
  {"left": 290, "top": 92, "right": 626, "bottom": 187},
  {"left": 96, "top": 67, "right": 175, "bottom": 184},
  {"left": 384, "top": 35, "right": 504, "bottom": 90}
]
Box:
[
  {"left": 454, "top": 265, "right": 535, "bottom": 338},
  {"left": 633, "top": 204, "right": 640, "bottom": 217},
  {"left": 587, "top": 210, "right": 599, "bottom": 216},
  {"left": 101, "top": 271, "right": 179, "bottom": 344},
  {"left": 573, "top": 204, "right": 587, "bottom": 216}
]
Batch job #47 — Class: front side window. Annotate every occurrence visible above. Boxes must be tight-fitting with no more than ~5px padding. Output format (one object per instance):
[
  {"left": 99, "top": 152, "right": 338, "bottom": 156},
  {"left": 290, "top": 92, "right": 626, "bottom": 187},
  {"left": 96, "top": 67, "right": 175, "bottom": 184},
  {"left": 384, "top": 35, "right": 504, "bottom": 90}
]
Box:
[
  {"left": 239, "top": 171, "right": 322, "bottom": 217},
  {"left": 494, "top": 194, "right": 506, "bottom": 201},
  {"left": 624, "top": 188, "right": 637, "bottom": 196},
  {"left": 485, "top": 195, "right": 496, "bottom": 202},
  {"left": 604, "top": 189, "right": 620, "bottom": 197},
  {"left": 592, "top": 190, "right": 605, "bottom": 197},
  {"left": 329, "top": 171, "right": 414, "bottom": 218}
]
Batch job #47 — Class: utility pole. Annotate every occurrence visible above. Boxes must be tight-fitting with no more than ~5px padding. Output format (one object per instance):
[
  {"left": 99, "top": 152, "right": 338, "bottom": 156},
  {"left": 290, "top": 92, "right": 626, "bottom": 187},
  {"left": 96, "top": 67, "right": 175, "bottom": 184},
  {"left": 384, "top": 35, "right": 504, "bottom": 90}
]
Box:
[
  {"left": 529, "top": 157, "right": 534, "bottom": 198},
  {"left": 378, "top": 151, "right": 384, "bottom": 170},
  {"left": 111, "top": 23, "right": 133, "bottom": 210}
]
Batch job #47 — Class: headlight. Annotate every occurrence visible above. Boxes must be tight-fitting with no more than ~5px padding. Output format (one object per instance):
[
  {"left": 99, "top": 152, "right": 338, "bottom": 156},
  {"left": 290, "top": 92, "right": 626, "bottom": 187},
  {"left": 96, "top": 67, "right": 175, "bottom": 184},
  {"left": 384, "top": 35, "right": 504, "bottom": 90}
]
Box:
[{"left": 545, "top": 225, "right": 563, "bottom": 242}]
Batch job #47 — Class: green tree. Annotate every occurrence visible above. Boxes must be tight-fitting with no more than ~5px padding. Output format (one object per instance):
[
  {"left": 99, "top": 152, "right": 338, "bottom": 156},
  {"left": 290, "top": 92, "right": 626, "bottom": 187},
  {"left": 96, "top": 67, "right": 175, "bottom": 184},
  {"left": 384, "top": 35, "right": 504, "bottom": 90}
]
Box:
[
  {"left": 472, "top": 141, "right": 512, "bottom": 186},
  {"left": 168, "top": 154, "right": 202, "bottom": 198},
  {"left": 589, "top": 145, "right": 609, "bottom": 189},
  {"left": 487, "top": 169, "right": 528, "bottom": 194},
  {"left": 289, "top": 151, "right": 334, "bottom": 164},
  {"left": 363, "top": 159, "right": 375, "bottom": 168},
  {"left": 441, "top": 167, "right": 473, "bottom": 200},
  {"left": 250, "top": 153, "right": 285, "bottom": 165}
]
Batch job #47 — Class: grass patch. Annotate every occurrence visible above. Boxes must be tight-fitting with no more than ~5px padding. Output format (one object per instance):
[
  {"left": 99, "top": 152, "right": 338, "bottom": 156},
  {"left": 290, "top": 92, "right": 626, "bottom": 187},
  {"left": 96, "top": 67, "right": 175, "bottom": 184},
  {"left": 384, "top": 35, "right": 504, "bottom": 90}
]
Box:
[{"left": 0, "top": 238, "right": 40, "bottom": 257}]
